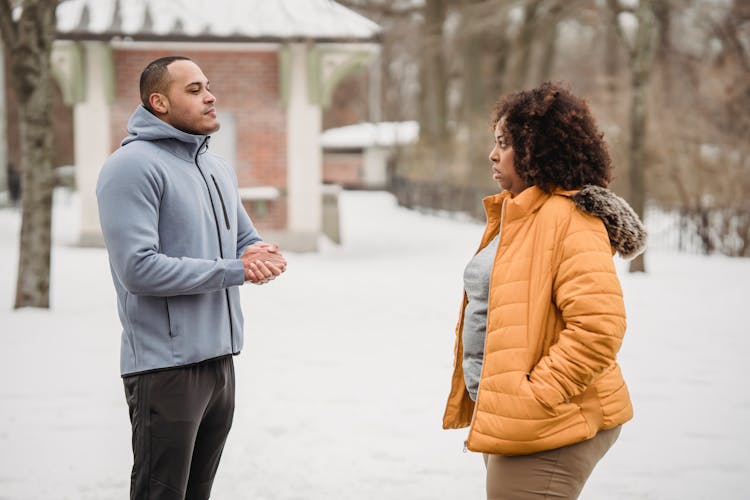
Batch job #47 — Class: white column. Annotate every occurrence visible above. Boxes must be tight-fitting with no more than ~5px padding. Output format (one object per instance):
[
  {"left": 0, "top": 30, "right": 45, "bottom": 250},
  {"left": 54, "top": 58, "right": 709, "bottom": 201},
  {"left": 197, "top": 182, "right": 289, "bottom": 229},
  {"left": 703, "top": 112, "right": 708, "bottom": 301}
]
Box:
[
  {"left": 74, "top": 42, "right": 111, "bottom": 246},
  {"left": 285, "top": 43, "right": 322, "bottom": 251},
  {"left": 368, "top": 51, "right": 382, "bottom": 123},
  {"left": 363, "top": 146, "right": 388, "bottom": 189}
]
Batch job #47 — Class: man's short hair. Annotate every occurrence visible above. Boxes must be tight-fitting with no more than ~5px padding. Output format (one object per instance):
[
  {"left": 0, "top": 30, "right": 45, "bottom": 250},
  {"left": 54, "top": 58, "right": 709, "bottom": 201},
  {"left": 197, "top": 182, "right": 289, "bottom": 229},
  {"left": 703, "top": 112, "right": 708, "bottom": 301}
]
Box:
[{"left": 139, "top": 56, "right": 191, "bottom": 111}]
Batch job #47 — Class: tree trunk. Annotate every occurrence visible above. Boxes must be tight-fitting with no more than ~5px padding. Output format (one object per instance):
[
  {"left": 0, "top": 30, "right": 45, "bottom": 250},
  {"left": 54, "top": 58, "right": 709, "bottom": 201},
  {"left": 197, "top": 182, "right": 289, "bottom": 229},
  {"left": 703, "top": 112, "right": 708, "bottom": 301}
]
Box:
[
  {"left": 0, "top": 0, "right": 58, "bottom": 308},
  {"left": 416, "top": 0, "right": 450, "bottom": 180},
  {"left": 627, "top": 0, "right": 656, "bottom": 273},
  {"left": 15, "top": 71, "right": 55, "bottom": 308},
  {"left": 509, "top": 0, "right": 541, "bottom": 91},
  {"left": 0, "top": 43, "right": 7, "bottom": 203},
  {"left": 485, "top": 13, "right": 511, "bottom": 103},
  {"left": 604, "top": 4, "right": 620, "bottom": 112},
  {"left": 419, "top": 0, "right": 448, "bottom": 145},
  {"left": 460, "top": 11, "right": 491, "bottom": 187},
  {"left": 536, "top": 2, "right": 564, "bottom": 84}
]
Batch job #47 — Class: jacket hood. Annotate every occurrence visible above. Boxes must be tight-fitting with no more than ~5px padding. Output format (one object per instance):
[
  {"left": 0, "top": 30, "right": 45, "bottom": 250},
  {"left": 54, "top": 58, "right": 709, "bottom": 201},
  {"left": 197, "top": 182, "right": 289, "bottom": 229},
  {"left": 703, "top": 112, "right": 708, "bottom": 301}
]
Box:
[
  {"left": 121, "top": 105, "right": 207, "bottom": 159},
  {"left": 571, "top": 185, "right": 647, "bottom": 260}
]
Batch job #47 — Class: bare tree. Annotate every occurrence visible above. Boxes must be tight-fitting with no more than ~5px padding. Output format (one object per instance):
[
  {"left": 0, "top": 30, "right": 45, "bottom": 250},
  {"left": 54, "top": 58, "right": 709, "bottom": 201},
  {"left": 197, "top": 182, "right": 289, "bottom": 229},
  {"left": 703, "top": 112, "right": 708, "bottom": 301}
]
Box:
[
  {"left": 418, "top": 0, "right": 450, "bottom": 170},
  {"left": 335, "top": 0, "right": 423, "bottom": 124},
  {"left": 341, "top": 0, "right": 748, "bottom": 261},
  {"left": 509, "top": 0, "right": 542, "bottom": 91},
  {"left": 453, "top": 0, "right": 515, "bottom": 188},
  {"left": 453, "top": 0, "right": 584, "bottom": 187},
  {"left": 649, "top": 0, "right": 750, "bottom": 256},
  {"left": 608, "top": 0, "right": 658, "bottom": 272},
  {"left": 0, "top": 0, "right": 58, "bottom": 308}
]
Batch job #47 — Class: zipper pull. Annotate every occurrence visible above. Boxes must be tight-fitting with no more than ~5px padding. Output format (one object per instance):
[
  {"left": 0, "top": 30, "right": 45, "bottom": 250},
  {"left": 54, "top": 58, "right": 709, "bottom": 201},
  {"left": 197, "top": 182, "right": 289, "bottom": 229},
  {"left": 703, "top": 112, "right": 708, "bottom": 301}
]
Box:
[{"left": 462, "top": 440, "right": 468, "bottom": 453}]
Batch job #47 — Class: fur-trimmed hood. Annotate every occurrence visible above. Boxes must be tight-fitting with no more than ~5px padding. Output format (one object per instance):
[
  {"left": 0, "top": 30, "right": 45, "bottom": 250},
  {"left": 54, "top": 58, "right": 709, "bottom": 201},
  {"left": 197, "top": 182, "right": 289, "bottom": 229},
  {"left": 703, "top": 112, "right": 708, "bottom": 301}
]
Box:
[{"left": 571, "top": 185, "right": 647, "bottom": 260}]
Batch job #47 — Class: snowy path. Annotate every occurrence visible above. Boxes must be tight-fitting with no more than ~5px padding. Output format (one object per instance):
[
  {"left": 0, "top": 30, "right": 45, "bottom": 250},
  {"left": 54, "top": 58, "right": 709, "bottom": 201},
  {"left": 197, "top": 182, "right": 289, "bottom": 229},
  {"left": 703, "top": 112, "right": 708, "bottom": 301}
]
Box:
[{"left": 0, "top": 190, "right": 748, "bottom": 499}]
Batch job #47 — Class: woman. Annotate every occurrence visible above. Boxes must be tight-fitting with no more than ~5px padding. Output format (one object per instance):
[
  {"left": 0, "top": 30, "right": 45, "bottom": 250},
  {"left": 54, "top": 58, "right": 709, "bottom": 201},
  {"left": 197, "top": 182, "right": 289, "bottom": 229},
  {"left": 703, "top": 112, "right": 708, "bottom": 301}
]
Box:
[{"left": 443, "top": 82, "right": 646, "bottom": 499}]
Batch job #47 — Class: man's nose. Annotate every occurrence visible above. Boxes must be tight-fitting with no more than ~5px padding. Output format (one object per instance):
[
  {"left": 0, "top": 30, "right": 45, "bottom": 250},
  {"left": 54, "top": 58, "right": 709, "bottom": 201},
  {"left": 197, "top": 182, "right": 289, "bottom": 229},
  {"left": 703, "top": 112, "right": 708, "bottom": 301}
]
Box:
[{"left": 205, "top": 91, "right": 216, "bottom": 103}]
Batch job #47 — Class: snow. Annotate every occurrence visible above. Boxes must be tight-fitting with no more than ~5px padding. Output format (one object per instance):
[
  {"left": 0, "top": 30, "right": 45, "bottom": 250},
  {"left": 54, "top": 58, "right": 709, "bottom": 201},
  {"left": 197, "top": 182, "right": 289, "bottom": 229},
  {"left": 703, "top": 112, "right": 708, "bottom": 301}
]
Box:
[
  {"left": 321, "top": 121, "right": 419, "bottom": 149},
  {"left": 56, "top": 0, "right": 381, "bottom": 40},
  {"left": 1, "top": 189, "right": 748, "bottom": 499}
]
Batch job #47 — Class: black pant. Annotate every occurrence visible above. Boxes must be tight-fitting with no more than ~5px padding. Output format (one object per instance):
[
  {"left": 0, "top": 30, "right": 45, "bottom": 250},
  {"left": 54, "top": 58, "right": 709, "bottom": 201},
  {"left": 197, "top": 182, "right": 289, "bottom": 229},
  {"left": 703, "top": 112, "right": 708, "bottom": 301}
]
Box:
[{"left": 123, "top": 356, "right": 235, "bottom": 500}]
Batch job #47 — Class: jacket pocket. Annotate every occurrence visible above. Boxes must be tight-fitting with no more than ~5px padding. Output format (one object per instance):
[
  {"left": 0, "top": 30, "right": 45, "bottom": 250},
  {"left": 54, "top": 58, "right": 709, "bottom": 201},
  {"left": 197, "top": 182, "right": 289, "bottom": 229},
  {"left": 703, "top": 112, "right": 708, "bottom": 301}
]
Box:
[
  {"left": 165, "top": 297, "right": 182, "bottom": 338},
  {"left": 518, "top": 374, "right": 558, "bottom": 419},
  {"left": 162, "top": 292, "right": 231, "bottom": 365},
  {"left": 122, "top": 292, "right": 137, "bottom": 363},
  {"left": 210, "top": 174, "right": 231, "bottom": 230},
  {"left": 165, "top": 297, "right": 173, "bottom": 337},
  {"left": 125, "top": 294, "right": 173, "bottom": 368}
]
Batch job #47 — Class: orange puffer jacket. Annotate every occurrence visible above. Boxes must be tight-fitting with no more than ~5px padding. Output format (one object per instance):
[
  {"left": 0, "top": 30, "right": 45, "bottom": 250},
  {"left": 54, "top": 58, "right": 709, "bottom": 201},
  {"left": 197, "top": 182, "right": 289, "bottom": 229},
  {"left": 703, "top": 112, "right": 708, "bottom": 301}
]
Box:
[{"left": 443, "top": 185, "right": 646, "bottom": 456}]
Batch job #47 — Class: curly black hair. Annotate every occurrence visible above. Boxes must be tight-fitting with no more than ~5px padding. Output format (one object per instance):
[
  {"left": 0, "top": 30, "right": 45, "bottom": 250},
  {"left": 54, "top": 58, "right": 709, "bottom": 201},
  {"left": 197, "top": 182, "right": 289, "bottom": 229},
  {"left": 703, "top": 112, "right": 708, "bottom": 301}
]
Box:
[{"left": 492, "top": 82, "right": 613, "bottom": 192}]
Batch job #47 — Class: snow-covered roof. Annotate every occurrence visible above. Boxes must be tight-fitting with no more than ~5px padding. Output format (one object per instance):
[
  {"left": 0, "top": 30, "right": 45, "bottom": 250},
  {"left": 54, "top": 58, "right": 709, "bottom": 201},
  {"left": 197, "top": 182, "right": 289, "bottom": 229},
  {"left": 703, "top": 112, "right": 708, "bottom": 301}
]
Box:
[
  {"left": 320, "top": 121, "right": 419, "bottom": 149},
  {"left": 56, "top": 0, "right": 381, "bottom": 42}
]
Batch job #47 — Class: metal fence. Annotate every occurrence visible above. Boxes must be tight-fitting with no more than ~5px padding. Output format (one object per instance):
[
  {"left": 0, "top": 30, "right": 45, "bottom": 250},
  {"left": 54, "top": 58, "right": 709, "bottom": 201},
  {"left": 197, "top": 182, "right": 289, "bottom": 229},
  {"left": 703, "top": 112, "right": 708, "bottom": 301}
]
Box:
[
  {"left": 645, "top": 205, "right": 750, "bottom": 257},
  {"left": 390, "top": 177, "right": 750, "bottom": 257},
  {"left": 390, "top": 176, "right": 496, "bottom": 221}
]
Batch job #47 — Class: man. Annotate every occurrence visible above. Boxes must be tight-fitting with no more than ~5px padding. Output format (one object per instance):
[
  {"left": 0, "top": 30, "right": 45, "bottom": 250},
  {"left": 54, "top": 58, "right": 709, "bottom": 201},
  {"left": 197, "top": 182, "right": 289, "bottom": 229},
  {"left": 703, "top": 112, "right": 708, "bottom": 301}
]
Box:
[{"left": 97, "top": 56, "right": 286, "bottom": 499}]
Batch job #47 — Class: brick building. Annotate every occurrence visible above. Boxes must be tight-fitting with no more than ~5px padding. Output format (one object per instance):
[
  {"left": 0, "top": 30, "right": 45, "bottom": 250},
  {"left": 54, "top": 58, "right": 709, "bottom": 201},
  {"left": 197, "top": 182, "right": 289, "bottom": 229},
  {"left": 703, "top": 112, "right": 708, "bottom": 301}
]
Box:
[
  {"left": 321, "top": 121, "right": 419, "bottom": 189},
  {"left": 48, "top": 0, "right": 380, "bottom": 250}
]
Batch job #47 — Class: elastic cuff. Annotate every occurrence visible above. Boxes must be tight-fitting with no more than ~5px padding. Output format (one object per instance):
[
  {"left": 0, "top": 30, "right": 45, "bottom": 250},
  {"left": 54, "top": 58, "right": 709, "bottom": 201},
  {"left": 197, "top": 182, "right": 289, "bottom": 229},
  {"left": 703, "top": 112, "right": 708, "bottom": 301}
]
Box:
[{"left": 222, "top": 259, "right": 246, "bottom": 287}]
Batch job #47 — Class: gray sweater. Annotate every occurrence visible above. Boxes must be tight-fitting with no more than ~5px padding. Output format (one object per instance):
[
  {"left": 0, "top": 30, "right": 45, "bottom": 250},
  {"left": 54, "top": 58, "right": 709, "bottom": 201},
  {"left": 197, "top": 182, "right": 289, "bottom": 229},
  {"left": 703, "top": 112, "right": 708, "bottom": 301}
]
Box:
[
  {"left": 97, "top": 106, "right": 262, "bottom": 376},
  {"left": 462, "top": 232, "right": 500, "bottom": 401}
]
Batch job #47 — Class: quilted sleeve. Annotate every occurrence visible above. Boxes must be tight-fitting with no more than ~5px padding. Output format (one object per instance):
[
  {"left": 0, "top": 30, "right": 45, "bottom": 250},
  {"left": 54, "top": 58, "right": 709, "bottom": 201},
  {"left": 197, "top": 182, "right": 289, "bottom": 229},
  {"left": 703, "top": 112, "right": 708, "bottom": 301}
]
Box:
[{"left": 527, "top": 208, "right": 626, "bottom": 408}]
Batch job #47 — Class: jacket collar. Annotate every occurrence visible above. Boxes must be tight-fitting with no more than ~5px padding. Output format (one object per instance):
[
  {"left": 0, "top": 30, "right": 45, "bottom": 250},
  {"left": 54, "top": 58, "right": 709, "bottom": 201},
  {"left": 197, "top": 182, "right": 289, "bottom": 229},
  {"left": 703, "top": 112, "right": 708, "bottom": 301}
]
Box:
[
  {"left": 122, "top": 105, "right": 210, "bottom": 162},
  {"left": 483, "top": 186, "right": 551, "bottom": 224},
  {"left": 483, "top": 185, "right": 647, "bottom": 259}
]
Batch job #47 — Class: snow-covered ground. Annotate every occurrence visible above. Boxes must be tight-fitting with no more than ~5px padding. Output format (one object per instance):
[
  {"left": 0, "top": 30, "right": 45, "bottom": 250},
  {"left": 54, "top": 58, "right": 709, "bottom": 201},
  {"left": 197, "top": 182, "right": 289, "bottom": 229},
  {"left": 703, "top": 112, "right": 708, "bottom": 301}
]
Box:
[{"left": 0, "top": 190, "right": 748, "bottom": 500}]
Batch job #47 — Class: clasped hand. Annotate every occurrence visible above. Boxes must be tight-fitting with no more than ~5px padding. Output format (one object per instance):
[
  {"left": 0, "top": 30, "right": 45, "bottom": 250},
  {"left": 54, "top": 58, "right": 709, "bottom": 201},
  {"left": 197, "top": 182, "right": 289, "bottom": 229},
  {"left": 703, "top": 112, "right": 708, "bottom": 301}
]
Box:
[{"left": 241, "top": 242, "right": 287, "bottom": 285}]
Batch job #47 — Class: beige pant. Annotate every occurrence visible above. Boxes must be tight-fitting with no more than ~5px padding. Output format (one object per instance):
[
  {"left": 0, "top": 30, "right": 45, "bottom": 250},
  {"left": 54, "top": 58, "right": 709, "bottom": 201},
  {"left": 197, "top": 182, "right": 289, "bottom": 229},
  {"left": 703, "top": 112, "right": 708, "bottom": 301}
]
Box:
[{"left": 482, "top": 426, "right": 621, "bottom": 500}]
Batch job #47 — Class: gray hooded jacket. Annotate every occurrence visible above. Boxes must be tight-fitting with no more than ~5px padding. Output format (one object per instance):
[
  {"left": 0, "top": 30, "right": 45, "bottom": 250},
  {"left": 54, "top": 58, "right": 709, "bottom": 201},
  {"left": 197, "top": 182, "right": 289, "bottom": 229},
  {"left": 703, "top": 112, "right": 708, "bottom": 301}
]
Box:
[{"left": 97, "top": 106, "right": 262, "bottom": 376}]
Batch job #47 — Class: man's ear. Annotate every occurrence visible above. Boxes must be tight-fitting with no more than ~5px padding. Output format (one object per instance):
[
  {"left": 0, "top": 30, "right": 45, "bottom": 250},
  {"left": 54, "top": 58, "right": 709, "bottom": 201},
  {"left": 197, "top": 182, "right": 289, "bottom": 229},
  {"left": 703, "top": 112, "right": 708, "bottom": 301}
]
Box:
[{"left": 149, "top": 93, "right": 168, "bottom": 114}]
